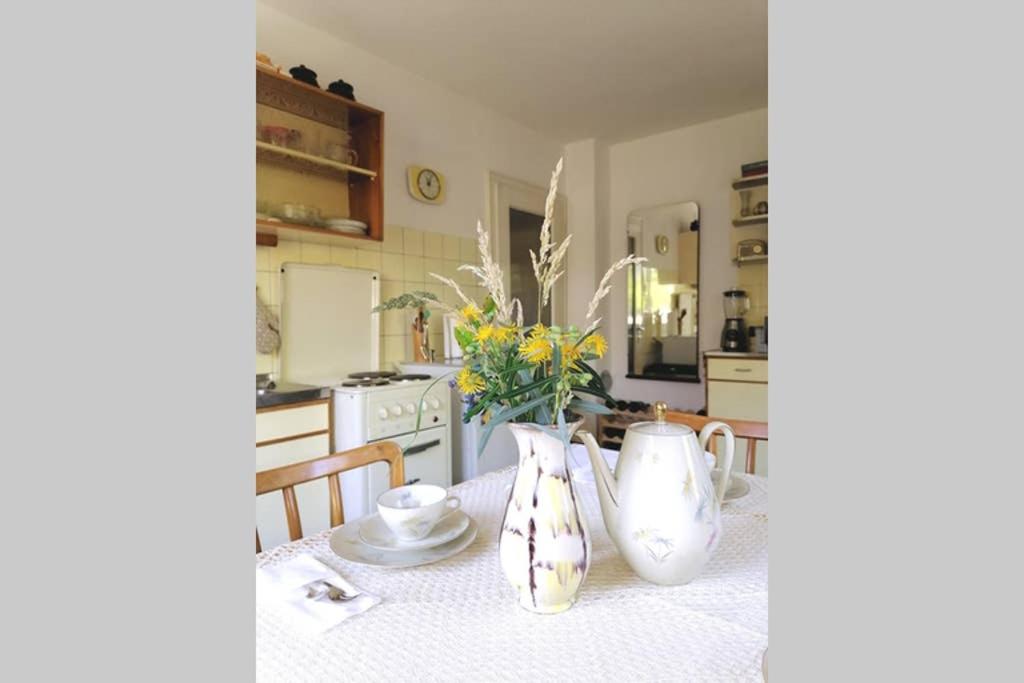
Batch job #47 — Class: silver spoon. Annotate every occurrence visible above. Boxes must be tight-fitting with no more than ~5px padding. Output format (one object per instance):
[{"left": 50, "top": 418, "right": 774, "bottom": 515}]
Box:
[{"left": 306, "top": 581, "right": 357, "bottom": 602}]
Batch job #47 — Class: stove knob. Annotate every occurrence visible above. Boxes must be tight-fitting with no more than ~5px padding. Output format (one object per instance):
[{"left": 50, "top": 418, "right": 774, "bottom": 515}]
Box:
[
  {"left": 428, "top": 397, "right": 441, "bottom": 410},
  {"left": 404, "top": 403, "right": 416, "bottom": 415},
  {"left": 377, "top": 407, "right": 389, "bottom": 420},
  {"left": 389, "top": 404, "right": 403, "bottom": 417}
]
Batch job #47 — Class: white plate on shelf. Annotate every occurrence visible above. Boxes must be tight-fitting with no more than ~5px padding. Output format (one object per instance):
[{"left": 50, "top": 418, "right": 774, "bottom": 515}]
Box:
[
  {"left": 330, "top": 516, "right": 478, "bottom": 568},
  {"left": 325, "top": 218, "right": 367, "bottom": 234},
  {"left": 711, "top": 470, "right": 751, "bottom": 502},
  {"left": 359, "top": 510, "right": 470, "bottom": 551},
  {"left": 327, "top": 225, "right": 368, "bottom": 235}
]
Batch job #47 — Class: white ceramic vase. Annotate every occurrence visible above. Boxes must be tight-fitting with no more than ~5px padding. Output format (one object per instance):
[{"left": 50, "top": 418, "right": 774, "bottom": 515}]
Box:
[{"left": 498, "top": 421, "right": 591, "bottom": 614}]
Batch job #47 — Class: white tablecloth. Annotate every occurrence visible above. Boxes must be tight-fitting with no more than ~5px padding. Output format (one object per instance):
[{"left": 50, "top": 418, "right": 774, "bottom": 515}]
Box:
[{"left": 256, "top": 446, "right": 768, "bottom": 682}]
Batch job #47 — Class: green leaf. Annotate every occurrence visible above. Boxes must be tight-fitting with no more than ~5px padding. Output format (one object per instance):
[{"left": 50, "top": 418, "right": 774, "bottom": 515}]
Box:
[
  {"left": 556, "top": 409, "right": 570, "bottom": 451},
  {"left": 568, "top": 397, "right": 614, "bottom": 415},
  {"left": 496, "top": 376, "right": 556, "bottom": 401},
  {"left": 573, "top": 384, "right": 616, "bottom": 407},
  {"left": 478, "top": 395, "right": 548, "bottom": 455},
  {"left": 454, "top": 326, "right": 474, "bottom": 350}
]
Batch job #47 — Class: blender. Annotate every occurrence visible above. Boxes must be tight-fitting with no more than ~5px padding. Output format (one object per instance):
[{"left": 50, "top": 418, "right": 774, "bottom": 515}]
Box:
[{"left": 720, "top": 288, "right": 750, "bottom": 352}]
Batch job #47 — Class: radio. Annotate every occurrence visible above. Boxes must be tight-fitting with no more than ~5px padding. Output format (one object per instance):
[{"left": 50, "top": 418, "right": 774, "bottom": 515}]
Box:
[{"left": 736, "top": 239, "right": 767, "bottom": 262}]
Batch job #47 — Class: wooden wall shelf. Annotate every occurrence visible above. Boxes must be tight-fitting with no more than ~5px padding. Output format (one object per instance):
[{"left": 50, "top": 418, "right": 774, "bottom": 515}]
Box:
[
  {"left": 732, "top": 255, "right": 768, "bottom": 266},
  {"left": 256, "top": 141, "right": 377, "bottom": 180},
  {"left": 256, "top": 67, "right": 383, "bottom": 246},
  {"left": 732, "top": 215, "right": 768, "bottom": 227},
  {"left": 255, "top": 219, "right": 377, "bottom": 246},
  {"left": 732, "top": 173, "right": 768, "bottom": 189}
]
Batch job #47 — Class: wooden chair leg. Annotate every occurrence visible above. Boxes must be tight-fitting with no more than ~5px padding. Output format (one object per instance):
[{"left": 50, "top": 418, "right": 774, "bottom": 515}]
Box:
[
  {"left": 256, "top": 529, "right": 262, "bottom": 554},
  {"left": 746, "top": 441, "right": 758, "bottom": 474}
]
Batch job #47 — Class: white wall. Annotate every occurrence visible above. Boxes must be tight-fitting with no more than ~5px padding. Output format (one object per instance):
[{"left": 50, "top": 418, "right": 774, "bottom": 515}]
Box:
[
  {"left": 602, "top": 108, "right": 768, "bottom": 410},
  {"left": 563, "top": 139, "right": 599, "bottom": 327},
  {"left": 257, "top": 2, "right": 564, "bottom": 238}
]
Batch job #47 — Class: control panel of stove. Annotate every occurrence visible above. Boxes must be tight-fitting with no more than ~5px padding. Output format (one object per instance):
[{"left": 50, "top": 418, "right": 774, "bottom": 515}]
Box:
[{"left": 366, "top": 389, "right": 448, "bottom": 441}]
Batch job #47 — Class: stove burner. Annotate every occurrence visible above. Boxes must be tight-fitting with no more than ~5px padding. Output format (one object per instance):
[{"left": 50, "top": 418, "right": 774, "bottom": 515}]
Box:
[
  {"left": 341, "top": 378, "right": 391, "bottom": 388},
  {"left": 390, "top": 374, "right": 431, "bottom": 383},
  {"left": 348, "top": 371, "right": 396, "bottom": 381}
]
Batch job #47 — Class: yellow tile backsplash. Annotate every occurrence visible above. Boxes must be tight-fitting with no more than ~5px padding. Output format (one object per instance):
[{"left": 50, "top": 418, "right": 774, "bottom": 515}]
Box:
[
  {"left": 443, "top": 234, "right": 460, "bottom": 260},
  {"left": 402, "top": 227, "right": 424, "bottom": 256},
  {"left": 423, "top": 232, "right": 443, "bottom": 258},
  {"left": 736, "top": 261, "right": 768, "bottom": 327},
  {"left": 256, "top": 226, "right": 480, "bottom": 376}
]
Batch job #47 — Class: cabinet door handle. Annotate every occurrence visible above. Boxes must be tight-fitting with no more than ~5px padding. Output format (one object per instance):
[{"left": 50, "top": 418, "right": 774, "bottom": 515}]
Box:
[
  {"left": 404, "top": 439, "right": 441, "bottom": 456},
  {"left": 734, "top": 368, "right": 752, "bottom": 373}
]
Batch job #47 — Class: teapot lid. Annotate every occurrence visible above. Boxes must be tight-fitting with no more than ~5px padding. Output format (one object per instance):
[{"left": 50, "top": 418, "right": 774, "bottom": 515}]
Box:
[{"left": 627, "top": 401, "right": 693, "bottom": 437}]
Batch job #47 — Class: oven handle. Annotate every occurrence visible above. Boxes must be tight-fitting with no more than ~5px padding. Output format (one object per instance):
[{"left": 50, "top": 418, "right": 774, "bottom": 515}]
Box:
[{"left": 403, "top": 439, "right": 441, "bottom": 456}]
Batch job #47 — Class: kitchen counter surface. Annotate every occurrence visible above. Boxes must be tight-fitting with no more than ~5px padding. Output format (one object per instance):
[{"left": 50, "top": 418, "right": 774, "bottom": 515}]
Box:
[
  {"left": 256, "top": 382, "right": 330, "bottom": 410},
  {"left": 704, "top": 349, "right": 768, "bottom": 360}
]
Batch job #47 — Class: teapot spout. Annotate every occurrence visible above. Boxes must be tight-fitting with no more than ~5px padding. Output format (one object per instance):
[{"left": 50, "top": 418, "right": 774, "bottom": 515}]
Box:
[{"left": 578, "top": 430, "right": 619, "bottom": 522}]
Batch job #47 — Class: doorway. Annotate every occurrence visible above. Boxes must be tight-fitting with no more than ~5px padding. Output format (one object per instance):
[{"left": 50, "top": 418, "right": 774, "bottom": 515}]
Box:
[{"left": 487, "top": 172, "right": 568, "bottom": 327}]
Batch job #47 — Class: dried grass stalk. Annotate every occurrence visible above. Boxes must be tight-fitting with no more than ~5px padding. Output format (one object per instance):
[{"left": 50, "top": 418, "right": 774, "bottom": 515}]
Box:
[
  {"left": 429, "top": 272, "right": 477, "bottom": 310},
  {"left": 586, "top": 255, "right": 647, "bottom": 321}
]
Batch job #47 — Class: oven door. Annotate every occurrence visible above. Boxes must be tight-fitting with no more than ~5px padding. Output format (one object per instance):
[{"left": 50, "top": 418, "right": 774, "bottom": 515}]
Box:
[{"left": 340, "top": 424, "right": 452, "bottom": 520}]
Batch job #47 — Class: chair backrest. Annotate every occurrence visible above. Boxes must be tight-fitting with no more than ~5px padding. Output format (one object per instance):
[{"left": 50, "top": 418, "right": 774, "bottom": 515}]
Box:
[
  {"left": 663, "top": 410, "right": 768, "bottom": 474},
  {"left": 255, "top": 441, "right": 405, "bottom": 552}
]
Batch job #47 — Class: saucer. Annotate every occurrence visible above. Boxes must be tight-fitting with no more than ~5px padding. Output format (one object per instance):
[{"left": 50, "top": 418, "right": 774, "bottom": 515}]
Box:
[
  {"left": 711, "top": 470, "right": 751, "bottom": 502},
  {"left": 359, "top": 510, "right": 470, "bottom": 550},
  {"left": 330, "top": 517, "right": 478, "bottom": 569}
]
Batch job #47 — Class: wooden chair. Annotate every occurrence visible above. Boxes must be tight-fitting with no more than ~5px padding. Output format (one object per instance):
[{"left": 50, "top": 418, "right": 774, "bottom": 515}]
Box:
[
  {"left": 664, "top": 410, "right": 768, "bottom": 474},
  {"left": 256, "top": 441, "right": 405, "bottom": 553}
]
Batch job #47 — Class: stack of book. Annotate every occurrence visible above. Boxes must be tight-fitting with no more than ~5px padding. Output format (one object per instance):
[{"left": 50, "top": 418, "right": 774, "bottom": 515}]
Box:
[{"left": 741, "top": 160, "right": 767, "bottom": 177}]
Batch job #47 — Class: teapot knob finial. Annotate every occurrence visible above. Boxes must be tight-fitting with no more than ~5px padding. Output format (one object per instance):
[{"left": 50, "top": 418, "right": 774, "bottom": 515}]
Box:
[{"left": 654, "top": 401, "right": 667, "bottom": 423}]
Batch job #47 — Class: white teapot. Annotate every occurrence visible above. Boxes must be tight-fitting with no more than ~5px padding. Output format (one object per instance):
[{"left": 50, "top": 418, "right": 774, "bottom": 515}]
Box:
[{"left": 579, "top": 402, "right": 735, "bottom": 585}]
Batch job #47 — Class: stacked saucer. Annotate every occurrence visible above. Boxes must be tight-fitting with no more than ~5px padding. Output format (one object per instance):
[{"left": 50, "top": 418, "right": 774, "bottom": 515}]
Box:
[{"left": 329, "top": 510, "right": 477, "bottom": 569}]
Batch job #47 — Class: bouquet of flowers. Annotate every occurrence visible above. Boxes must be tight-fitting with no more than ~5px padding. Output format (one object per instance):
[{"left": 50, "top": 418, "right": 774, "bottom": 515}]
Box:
[{"left": 375, "top": 158, "right": 644, "bottom": 452}]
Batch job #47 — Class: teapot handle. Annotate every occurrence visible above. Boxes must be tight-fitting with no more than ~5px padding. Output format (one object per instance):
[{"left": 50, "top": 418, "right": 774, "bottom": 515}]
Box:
[{"left": 699, "top": 421, "right": 735, "bottom": 503}]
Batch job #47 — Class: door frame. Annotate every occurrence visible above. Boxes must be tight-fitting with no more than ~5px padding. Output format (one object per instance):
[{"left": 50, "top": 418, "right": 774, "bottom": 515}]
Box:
[{"left": 487, "top": 171, "right": 568, "bottom": 327}]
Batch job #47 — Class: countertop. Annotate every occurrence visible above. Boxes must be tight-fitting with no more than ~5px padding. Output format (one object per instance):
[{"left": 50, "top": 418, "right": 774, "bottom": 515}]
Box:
[
  {"left": 256, "top": 381, "right": 330, "bottom": 409},
  {"left": 704, "top": 349, "right": 768, "bottom": 360}
]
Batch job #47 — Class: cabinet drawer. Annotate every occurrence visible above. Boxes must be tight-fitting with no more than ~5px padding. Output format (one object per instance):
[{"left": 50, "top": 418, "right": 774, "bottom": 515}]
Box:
[
  {"left": 707, "top": 358, "right": 768, "bottom": 382},
  {"left": 707, "top": 380, "right": 768, "bottom": 422},
  {"left": 256, "top": 400, "right": 330, "bottom": 444}
]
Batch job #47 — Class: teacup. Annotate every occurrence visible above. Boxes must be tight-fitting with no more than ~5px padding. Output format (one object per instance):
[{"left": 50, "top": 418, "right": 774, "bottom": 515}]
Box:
[{"left": 377, "top": 484, "right": 461, "bottom": 541}]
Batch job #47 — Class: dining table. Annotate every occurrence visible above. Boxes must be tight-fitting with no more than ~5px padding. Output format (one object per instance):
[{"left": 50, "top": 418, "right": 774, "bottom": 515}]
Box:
[{"left": 256, "top": 445, "right": 768, "bottom": 682}]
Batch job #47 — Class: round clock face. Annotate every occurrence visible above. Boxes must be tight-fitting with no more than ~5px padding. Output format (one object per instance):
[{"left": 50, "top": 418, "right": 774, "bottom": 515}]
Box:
[{"left": 417, "top": 169, "right": 441, "bottom": 200}]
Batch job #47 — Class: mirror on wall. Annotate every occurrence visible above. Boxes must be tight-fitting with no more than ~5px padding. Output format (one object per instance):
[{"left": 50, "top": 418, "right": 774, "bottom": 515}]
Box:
[{"left": 626, "top": 201, "right": 700, "bottom": 382}]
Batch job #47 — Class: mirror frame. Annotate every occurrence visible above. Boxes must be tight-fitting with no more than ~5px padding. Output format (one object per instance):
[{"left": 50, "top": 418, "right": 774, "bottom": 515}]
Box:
[{"left": 625, "top": 201, "right": 702, "bottom": 384}]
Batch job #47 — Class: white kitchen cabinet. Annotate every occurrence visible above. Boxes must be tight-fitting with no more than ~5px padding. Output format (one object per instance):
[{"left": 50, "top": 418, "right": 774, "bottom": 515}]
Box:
[
  {"left": 705, "top": 354, "right": 768, "bottom": 476},
  {"left": 256, "top": 399, "right": 332, "bottom": 551}
]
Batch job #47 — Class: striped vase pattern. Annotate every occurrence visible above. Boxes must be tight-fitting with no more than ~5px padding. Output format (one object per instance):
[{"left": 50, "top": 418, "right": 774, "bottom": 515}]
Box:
[{"left": 499, "top": 421, "right": 591, "bottom": 614}]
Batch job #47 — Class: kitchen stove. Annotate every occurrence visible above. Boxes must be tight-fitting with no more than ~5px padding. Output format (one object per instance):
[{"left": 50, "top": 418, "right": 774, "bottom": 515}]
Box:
[
  {"left": 333, "top": 376, "right": 451, "bottom": 520},
  {"left": 340, "top": 371, "right": 432, "bottom": 387}
]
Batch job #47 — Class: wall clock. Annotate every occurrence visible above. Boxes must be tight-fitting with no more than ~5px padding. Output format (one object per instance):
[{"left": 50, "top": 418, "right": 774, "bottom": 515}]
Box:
[{"left": 407, "top": 165, "right": 446, "bottom": 204}]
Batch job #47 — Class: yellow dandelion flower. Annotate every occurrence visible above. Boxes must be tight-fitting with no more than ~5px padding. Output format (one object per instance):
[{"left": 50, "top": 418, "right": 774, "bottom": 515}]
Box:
[
  {"left": 492, "top": 326, "right": 516, "bottom": 343},
  {"left": 455, "top": 367, "right": 485, "bottom": 394},
  {"left": 584, "top": 333, "right": 608, "bottom": 358},
  {"left": 475, "top": 325, "right": 495, "bottom": 343},
  {"left": 561, "top": 340, "right": 582, "bottom": 364},
  {"left": 527, "top": 323, "right": 547, "bottom": 340},
  {"left": 460, "top": 304, "right": 481, "bottom": 322},
  {"left": 519, "top": 336, "right": 552, "bottom": 363}
]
